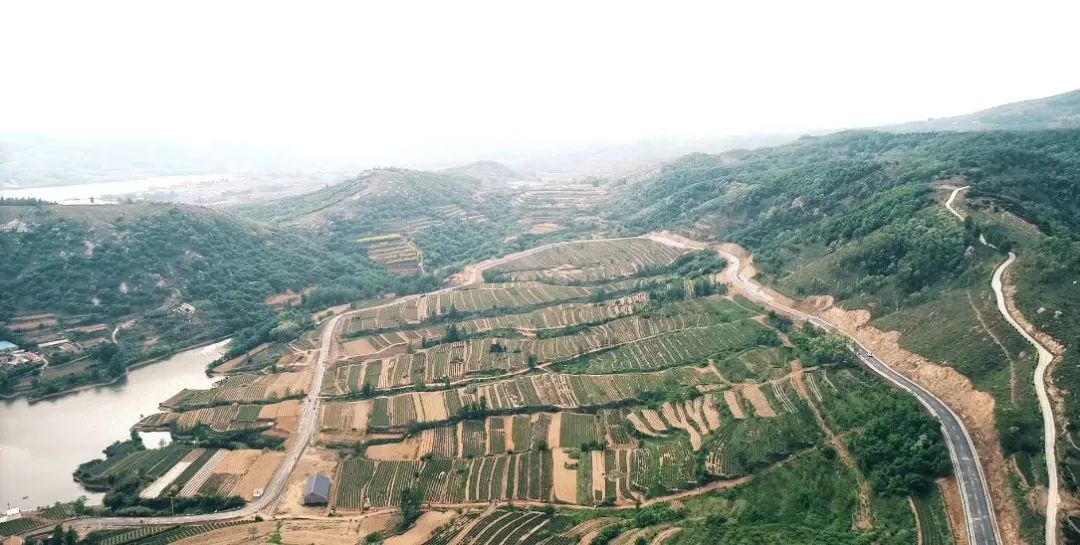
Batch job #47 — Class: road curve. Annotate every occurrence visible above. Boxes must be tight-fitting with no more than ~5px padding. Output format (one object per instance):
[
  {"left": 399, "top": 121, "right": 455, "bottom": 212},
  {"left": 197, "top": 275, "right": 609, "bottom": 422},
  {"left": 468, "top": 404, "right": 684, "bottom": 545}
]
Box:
[
  {"left": 945, "top": 185, "right": 971, "bottom": 220},
  {"left": 714, "top": 246, "right": 1002, "bottom": 545},
  {"left": 992, "top": 252, "right": 1059, "bottom": 545}
]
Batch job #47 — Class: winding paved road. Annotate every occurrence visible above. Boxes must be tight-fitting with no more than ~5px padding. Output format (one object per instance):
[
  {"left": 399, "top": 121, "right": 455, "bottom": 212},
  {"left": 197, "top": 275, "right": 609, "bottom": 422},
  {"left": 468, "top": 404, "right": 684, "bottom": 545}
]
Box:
[
  {"left": 714, "top": 246, "right": 1002, "bottom": 545},
  {"left": 993, "top": 252, "right": 1059, "bottom": 545}
]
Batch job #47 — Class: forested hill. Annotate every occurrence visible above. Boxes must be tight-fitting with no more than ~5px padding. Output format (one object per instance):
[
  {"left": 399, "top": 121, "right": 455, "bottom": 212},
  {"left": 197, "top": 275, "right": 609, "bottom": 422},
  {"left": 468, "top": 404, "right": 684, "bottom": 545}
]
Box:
[
  {"left": 885, "top": 88, "right": 1080, "bottom": 132},
  {"left": 612, "top": 129, "right": 1080, "bottom": 532},
  {"left": 0, "top": 202, "right": 406, "bottom": 360},
  {"left": 613, "top": 129, "right": 1080, "bottom": 302}
]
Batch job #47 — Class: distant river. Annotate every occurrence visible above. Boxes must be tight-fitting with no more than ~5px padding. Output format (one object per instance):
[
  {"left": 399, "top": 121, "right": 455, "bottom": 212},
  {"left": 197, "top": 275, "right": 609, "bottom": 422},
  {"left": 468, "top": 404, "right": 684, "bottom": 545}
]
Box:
[
  {"left": 0, "top": 340, "right": 228, "bottom": 510},
  {"left": 0, "top": 174, "right": 234, "bottom": 205}
]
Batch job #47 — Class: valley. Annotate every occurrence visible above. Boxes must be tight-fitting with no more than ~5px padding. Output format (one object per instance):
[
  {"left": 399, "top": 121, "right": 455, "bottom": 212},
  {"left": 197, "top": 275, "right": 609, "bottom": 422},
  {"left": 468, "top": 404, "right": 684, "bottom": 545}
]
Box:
[{"left": 5, "top": 95, "right": 1080, "bottom": 545}]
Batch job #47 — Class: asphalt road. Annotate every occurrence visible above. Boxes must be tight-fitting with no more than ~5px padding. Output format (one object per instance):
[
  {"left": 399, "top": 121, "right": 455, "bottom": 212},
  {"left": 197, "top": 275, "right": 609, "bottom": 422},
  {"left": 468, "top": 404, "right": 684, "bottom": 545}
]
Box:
[{"left": 715, "top": 247, "right": 1002, "bottom": 545}]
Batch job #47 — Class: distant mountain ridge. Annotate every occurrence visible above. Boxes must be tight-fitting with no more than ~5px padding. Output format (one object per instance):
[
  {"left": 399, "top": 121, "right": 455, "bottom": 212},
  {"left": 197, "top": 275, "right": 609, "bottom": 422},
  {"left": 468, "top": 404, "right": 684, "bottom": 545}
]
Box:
[
  {"left": 885, "top": 88, "right": 1080, "bottom": 132},
  {"left": 441, "top": 161, "right": 536, "bottom": 184},
  {"left": 230, "top": 167, "right": 481, "bottom": 227}
]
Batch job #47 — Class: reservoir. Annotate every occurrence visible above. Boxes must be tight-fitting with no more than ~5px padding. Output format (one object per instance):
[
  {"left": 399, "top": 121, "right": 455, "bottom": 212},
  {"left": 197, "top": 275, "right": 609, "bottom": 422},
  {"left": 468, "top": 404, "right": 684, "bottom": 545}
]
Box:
[{"left": 0, "top": 340, "right": 228, "bottom": 510}]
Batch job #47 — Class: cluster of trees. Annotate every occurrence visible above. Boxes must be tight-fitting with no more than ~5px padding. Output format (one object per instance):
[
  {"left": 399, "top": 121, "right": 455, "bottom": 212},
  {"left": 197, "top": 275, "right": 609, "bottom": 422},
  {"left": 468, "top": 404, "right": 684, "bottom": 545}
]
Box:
[{"left": 820, "top": 378, "right": 951, "bottom": 496}]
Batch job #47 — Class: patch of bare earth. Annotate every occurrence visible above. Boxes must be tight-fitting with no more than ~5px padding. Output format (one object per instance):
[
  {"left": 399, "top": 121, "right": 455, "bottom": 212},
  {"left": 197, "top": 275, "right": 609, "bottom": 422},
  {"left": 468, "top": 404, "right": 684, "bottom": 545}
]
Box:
[
  {"left": 260, "top": 399, "right": 302, "bottom": 441},
  {"left": 551, "top": 448, "right": 579, "bottom": 503},
  {"left": 719, "top": 242, "right": 1025, "bottom": 545},
  {"left": 740, "top": 384, "right": 776, "bottom": 418},
  {"left": 384, "top": 510, "right": 457, "bottom": 545},
  {"left": 272, "top": 447, "right": 337, "bottom": 517},
  {"left": 940, "top": 477, "right": 972, "bottom": 545},
  {"left": 228, "top": 451, "right": 284, "bottom": 501},
  {"left": 367, "top": 436, "right": 422, "bottom": 460}
]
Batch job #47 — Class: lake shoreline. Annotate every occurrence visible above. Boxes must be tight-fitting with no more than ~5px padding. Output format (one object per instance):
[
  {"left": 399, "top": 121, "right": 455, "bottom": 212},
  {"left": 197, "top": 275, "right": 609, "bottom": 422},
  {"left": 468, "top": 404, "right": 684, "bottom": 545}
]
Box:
[
  {"left": 1, "top": 336, "right": 231, "bottom": 404},
  {"left": 1, "top": 342, "right": 228, "bottom": 509}
]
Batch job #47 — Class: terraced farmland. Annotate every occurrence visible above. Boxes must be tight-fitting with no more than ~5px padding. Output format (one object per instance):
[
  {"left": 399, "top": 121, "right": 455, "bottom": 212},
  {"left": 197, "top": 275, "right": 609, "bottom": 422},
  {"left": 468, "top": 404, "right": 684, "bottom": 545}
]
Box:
[
  {"left": 361, "top": 367, "right": 724, "bottom": 429},
  {"left": 134, "top": 404, "right": 272, "bottom": 433},
  {"left": 307, "top": 232, "right": 950, "bottom": 545},
  {"left": 487, "top": 238, "right": 687, "bottom": 283},
  {"left": 358, "top": 233, "right": 423, "bottom": 275},
  {"left": 576, "top": 319, "right": 768, "bottom": 373},
  {"left": 423, "top": 508, "right": 589, "bottom": 545},
  {"left": 161, "top": 372, "right": 308, "bottom": 409}
]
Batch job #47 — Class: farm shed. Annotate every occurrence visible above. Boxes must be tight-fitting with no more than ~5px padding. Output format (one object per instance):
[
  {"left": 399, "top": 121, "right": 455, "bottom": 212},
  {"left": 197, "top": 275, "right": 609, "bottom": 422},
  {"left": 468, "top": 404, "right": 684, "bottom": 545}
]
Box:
[{"left": 303, "top": 473, "right": 331, "bottom": 505}]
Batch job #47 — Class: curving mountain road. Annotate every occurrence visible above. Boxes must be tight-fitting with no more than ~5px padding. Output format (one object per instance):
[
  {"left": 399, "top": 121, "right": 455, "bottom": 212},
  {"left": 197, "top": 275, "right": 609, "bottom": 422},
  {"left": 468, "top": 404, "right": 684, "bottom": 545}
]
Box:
[
  {"left": 946, "top": 183, "right": 1058, "bottom": 544},
  {"left": 714, "top": 246, "right": 1002, "bottom": 545},
  {"left": 992, "top": 252, "right": 1059, "bottom": 545}
]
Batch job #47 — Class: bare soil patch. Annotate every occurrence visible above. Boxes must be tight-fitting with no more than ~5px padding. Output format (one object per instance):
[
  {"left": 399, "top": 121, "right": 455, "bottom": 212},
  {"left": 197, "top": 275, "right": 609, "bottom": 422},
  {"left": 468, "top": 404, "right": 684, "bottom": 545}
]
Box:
[
  {"left": 274, "top": 447, "right": 337, "bottom": 517},
  {"left": 939, "top": 477, "right": 971, "bottom": 545},
  {"left": 548, "top": 412, "right": 563, "bottom": 448},
  {"left": 528, "top": 223, "right": 562, "bottom": 235},
  {"left": 591, "top": 450, "right": 606, "bottom": 501},
  {"left": 551, "top": 448, "right": 578, "bottom": 503},
  {"left": 723, "top": 391, "right": 746, "bottom": 419},
  {"left": 214, "top": 449, "right": 260, "bottom": 473},
  {"left": 416, "top": 391, "right": 449, "bottom": 422},
  {"left": 342, "top": 338, "right": 378, "bottom": 357},
  {"left": 628, "top": 413, "right": 660, "bottom": 436},
  {"left": 367, "top": 436, "right": 422, "bottom": 460},
  {"left": 741, "top": 384, "right": 776, "bottom": 418},
  {"left": 385, "top": 510, "right": 457, "bottom": 545},
  {"left": 228, "top": 451, "right": 283, "bottom": 500}
]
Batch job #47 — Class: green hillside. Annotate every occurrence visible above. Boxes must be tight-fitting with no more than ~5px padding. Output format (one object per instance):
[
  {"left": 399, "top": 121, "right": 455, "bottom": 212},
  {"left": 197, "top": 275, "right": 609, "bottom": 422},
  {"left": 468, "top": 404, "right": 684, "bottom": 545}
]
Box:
[
  {"left": 886, "top": 88, "right": 1080, "bottom": 132},
  {"left": 0, "top": 202, "right": 407, "bottom": 397},
  {"left": 611, "top": 128, "right": 1080, "bottom": 542}
]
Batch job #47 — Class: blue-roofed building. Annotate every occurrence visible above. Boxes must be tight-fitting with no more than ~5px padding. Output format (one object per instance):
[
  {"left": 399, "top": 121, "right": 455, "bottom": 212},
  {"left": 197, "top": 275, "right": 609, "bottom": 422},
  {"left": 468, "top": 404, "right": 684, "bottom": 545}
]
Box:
[{"left": 0, "top": 341, "right": 18, "bottom": 354}]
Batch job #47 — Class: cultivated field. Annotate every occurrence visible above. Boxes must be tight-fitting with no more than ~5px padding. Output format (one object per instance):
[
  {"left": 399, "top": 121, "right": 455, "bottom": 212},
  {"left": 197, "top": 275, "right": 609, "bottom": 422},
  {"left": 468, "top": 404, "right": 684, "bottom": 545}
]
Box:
[
  {"left": 162, "top": 372, "right": 309, "bottom": 409},
  {"left": 487, "top": 238, "right": 687, "bottom": 283}
]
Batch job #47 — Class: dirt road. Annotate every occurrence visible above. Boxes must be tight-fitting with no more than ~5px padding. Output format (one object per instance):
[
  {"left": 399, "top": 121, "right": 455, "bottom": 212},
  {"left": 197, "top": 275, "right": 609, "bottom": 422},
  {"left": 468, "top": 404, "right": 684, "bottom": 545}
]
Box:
[
  {"left": 992, "top": 252, "right": 1059, "bottom": 545},
  {"left": 945, "top": 185, "right": 970, "bottom": 220}
]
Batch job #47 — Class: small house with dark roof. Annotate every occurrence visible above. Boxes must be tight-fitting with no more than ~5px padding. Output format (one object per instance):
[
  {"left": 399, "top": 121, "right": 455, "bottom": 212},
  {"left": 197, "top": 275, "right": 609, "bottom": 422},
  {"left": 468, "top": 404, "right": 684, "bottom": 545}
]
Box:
[{"left": 303, "top": 473, "right": 331, "bottom": 505}]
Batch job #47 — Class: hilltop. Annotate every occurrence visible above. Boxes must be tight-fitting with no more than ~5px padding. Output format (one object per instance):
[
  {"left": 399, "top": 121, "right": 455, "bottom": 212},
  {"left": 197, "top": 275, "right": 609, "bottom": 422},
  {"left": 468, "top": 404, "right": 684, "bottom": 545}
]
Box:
[
  {"left": 885, "top": 88, "right": 1080, "bottom": 132},
  {"left": 230, "top": 168, "right": 485, "bottom": 229},
  {"left": 440, "top": 160, "right": 535, "bottom": 184}
]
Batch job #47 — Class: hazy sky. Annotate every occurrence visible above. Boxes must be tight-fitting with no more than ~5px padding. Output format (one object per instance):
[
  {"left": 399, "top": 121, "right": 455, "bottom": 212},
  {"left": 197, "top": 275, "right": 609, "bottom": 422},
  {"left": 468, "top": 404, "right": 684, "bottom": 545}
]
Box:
[{"left": 3, "top": 0, "right": 1079, "bottom": 158}]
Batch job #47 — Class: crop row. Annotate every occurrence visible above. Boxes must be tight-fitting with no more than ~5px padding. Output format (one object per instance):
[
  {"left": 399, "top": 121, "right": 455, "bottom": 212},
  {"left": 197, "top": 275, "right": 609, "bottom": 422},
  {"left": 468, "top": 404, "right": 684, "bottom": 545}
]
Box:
[
  {"left": 580, "top": 319, "right": 766, "bottom": 373},
  {"left": 135, "top": 405, "right": 268, "bottom": 433},
  {"left": 363, "top": 367, "right": 720, "bottom": 429},
  {"left": 334, "top": 451, "right": 552, "bottom": 509},
  {"left": 79, "top": 444, "right": 193, "bottom": 486},
  {"left": 161, "top": 373, "right": 305, "bottom": 409},
  {"left": 488, "top": 239, "right": 685, "bottom": 283}
]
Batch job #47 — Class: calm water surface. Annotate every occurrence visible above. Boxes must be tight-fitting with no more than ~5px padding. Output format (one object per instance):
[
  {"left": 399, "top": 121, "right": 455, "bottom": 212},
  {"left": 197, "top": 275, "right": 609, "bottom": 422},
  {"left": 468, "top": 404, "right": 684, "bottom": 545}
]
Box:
[{"left": 0, "top": 340, "right": 228, "bottom": 510}]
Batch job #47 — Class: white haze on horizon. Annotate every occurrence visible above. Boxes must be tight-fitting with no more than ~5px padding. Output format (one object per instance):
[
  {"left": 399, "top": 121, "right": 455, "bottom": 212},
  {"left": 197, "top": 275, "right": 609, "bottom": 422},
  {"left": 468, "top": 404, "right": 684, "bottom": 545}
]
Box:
[{"left": 2, "top": 0, "right": 1080, "bottom": 165}]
